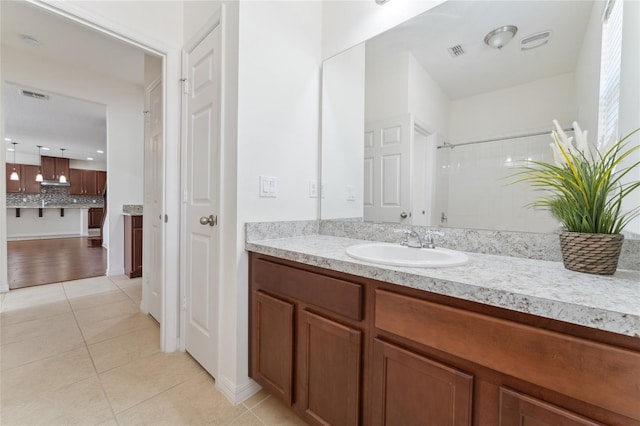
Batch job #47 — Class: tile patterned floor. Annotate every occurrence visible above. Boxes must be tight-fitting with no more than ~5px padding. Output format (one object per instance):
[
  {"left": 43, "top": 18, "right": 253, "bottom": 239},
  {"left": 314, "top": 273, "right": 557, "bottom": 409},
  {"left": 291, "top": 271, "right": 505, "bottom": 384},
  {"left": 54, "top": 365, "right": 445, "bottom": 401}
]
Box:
[{"left": 0, "top": 276, "right": 305, "bottom": 425}]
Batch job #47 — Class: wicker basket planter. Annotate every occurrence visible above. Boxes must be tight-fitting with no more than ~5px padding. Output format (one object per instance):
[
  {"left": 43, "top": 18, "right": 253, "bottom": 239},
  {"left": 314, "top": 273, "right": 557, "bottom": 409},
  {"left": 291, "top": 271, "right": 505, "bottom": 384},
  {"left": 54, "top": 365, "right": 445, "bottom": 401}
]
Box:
[{"left": 559, "top": 232, "right": 624, "bottom": 275}]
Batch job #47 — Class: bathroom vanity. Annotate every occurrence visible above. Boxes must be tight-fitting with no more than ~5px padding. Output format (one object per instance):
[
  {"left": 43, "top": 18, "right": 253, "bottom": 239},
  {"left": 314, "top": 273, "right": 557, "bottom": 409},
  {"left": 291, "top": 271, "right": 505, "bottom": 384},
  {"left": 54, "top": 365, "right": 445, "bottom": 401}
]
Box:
[{"left": 247, "top": 235, "right": 639, "bottom": 426}]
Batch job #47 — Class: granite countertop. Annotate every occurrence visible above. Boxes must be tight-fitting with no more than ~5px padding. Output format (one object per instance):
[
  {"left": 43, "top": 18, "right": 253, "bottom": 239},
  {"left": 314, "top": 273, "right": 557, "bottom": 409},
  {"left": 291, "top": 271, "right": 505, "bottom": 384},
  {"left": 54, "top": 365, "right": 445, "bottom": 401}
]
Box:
[
  {"left": 246, "top": 235, "right": 640, "bottom": 338},
  {"left": 122, "top": 205, "right": 143, "bottom": 216},
  {"left": 7, "top": 203, "right": 103, "bottom": 209}
]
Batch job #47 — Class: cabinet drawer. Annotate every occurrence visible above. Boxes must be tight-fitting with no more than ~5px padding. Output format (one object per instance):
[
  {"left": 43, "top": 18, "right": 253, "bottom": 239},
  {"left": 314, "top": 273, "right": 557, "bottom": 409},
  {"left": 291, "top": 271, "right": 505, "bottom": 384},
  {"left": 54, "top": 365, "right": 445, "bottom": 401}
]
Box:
[
  {"left": 252, "top": 257, "right": 363, "bottom": 321},
  {"left": 374, "top": 289, "right": 640, "bottom": 421}
]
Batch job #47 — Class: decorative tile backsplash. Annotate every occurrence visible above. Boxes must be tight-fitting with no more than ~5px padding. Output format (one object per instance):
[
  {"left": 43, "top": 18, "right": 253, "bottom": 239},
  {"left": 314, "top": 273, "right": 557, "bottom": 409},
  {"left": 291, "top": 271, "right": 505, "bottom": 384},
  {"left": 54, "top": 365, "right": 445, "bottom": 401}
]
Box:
[{"left": 6, "top": 186, "right": 104, "bottom": 208}]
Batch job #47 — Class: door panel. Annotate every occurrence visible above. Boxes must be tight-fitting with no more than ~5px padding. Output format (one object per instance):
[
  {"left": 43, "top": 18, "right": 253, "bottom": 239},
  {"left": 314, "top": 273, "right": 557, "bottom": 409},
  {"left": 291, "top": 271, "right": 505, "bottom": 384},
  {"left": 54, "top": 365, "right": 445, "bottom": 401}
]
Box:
[
  {"left": 184, "top": 23, "right": 222, "bottom": 378},
  {"left": 144, "top": 78, "right": 163, "bottom": 322},
  {"left": 364, "top": 115, "right": 412, "bottom": 224}
]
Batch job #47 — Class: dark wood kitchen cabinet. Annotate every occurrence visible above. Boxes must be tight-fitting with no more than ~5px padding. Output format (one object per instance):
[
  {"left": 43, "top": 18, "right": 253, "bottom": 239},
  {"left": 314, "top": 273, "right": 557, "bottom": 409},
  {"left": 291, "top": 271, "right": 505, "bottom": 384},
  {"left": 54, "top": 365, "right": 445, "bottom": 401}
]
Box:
[
  {"left": 250, "top": 255, "right": 365, "bottom": 426},
  {"left": 41, "top": 156, "right": 69, "bottom": 181},
  {"left": 124, "top": 215, "right": 143, "bottom": 278},
  {"left": 249, "top": 252, "right": 640, "bottom": 426},
  {"left": 69, "top": 168, "right": 99, "bottom": 195},
  {"left": 88, "top": 208, "right": 104, "bottom": 228},
  {"left": 5, "top": 164, "right": 41, "bottom": 194},
  {"left": 96, "top": 171, "right": 106, "bottom": 194}
]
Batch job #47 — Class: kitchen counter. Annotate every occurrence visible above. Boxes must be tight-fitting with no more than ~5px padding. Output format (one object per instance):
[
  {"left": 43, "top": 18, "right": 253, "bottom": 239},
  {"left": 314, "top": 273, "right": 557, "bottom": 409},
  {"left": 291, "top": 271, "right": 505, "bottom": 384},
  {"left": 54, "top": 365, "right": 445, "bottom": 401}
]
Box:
[
  {"left": 246, "top": 235, "right": 640, "bottom": 337},
  {"left": 7, "top": 203, "right": 103, "bottom": 209}
]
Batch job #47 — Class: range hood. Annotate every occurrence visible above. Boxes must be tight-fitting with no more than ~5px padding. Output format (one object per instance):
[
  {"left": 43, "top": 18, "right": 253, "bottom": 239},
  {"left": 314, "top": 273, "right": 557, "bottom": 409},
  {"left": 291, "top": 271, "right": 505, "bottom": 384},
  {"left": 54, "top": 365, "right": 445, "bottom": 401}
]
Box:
[{"left": 41, "top": 180, "right": 71, "bottom": 187}]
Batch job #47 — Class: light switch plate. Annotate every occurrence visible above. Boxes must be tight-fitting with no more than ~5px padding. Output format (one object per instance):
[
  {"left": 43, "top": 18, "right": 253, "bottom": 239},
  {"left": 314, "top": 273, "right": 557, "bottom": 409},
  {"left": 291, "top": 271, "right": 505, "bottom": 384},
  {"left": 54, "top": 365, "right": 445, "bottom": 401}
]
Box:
[
  {"left": 309, "top": 180, "right": 318, "bottom": 198},
  {"left": 259, "top": 176, "right": 277, "bottom": 197}
]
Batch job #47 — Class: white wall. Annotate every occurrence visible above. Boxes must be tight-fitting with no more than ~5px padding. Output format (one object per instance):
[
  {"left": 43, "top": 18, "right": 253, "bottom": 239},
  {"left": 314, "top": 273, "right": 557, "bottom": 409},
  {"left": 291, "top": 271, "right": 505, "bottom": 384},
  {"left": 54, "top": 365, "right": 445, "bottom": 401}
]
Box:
[
  {"left": 574, "top": 1, "right": 603, "bottom": 138},
  {"left": 322, "top": 43, "right": 365, "bottom": 220},
  {"left": 66, "top": 0, "right": 183, "bottom": 49},
  {"left": 2, "top": 46, "right": 144, "bottom": 276},
  {"left": 449, "top": 73, "right": 577, "bottom": 143},
  {"left": 69, "top": 160, "right": 107, "bottom": 171},
  {"left": 321, "top": 0, "right": 445, "bottom": 60},
  {"left": 365, "top": 51, "right": 409, "bottom": 124},
  {"left": 407, "top": 52, "right": 450, "bottom": 135}
]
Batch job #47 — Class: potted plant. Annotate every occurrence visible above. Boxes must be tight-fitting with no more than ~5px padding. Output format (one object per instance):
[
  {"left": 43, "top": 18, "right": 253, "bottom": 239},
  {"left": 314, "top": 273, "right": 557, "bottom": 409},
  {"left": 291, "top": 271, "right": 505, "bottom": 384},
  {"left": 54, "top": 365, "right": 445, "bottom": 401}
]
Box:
[{"left": 516, "top": 120, "right": 640, "bottom": 275}]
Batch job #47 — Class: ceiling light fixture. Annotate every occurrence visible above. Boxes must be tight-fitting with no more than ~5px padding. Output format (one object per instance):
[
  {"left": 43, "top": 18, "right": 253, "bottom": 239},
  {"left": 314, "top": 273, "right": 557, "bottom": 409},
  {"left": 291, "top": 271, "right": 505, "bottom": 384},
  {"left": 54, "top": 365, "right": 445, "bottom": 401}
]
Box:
[
  {"left": 10, "top": 142, "right": 19, "bottom": 181},
  {"left": 484, "top": 25, "right": 518, "bottom": 49},
  {"left": 42, "top": 147, "right": 50, "bottom": 151},
  {"left": 59, "top": 148, "right": 67, "bottom": 183},
  {"left": 36, "top": 146, "right": 44, "bottom": 182},
  {"left": 4, "top": 137, "right": 12, "bottom": 142},
  {"left": 87, "top": 157, "right": 94, "bottom": 161},
  {"left": 375, "top": 0, "right": 390, "bottom": 4},
  {"left": 97, "top": 150, "right": 104, "bottom": 154}
]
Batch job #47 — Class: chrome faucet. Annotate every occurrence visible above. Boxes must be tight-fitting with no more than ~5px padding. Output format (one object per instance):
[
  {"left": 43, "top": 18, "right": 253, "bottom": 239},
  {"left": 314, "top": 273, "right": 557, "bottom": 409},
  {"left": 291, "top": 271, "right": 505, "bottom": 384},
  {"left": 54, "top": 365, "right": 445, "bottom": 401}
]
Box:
[
  {"left": 423, "top": 230, "right": 444, "bottom": 249},
  {"left": 400, "top": 230, "right": 424, "bottom": 248}
]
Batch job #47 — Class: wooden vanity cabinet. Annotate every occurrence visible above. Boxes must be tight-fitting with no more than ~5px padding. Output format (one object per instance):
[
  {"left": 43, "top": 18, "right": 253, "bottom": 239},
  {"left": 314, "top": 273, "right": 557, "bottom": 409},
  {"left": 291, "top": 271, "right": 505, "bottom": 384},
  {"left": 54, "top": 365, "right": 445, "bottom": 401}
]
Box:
[
  {"left": 248, "top": 253, "right": 640, "bottom": 426},
  {"left": 250, "top": 255, "right": 366, "bottom": 426}
]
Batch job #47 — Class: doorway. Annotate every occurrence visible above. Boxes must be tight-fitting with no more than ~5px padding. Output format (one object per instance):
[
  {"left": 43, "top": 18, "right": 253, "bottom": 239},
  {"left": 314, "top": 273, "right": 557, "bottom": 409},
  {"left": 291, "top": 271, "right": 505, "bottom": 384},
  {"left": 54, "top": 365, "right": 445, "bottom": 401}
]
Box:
[{"left": 0, "top": 1, "right": 174, "bottom": 348}]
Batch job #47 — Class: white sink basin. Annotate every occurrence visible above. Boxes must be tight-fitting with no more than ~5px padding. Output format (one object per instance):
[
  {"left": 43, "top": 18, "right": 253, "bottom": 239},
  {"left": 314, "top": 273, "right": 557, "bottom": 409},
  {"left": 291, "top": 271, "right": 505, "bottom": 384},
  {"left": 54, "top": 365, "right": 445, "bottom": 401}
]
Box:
[{"left": 345, "top": 243, "right": 469, "bottom": 268}]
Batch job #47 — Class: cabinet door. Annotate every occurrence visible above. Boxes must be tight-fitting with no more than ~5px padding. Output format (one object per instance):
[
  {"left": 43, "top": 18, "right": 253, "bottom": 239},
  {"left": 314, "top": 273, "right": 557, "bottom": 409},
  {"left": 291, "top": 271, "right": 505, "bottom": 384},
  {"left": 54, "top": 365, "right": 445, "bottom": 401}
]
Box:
[
  {"left": 499, "top": 388, "right": 602, "bottom": 426},
  {"left": 41, "top": 156, "right": 56, "bottom": 180},
  {"left": 21, "top": 165, "right": 41, "bottom": 194},
  {"left": 6, "top": 163, "right": 21, "bottom": 193},
  {"left": 55, "top": 157, "right": 69, "bottom": 180},
  {"left": 371, "top": 339, "right": 473, "bottom": 426},
  {"left": 96, "top": 171, "right": 107, "bottom": 194},
  {"left": 251, "top": 291, "right": 295, "bottom": 406},
  {"left": 298, "top": 310, "right": 362, "bottom": 426},
  {"left": 69, "top": 168, "right": 83, "bottom": 195},
  {"left": 83, "top": 170, "right": 98, "bottom": 195}
]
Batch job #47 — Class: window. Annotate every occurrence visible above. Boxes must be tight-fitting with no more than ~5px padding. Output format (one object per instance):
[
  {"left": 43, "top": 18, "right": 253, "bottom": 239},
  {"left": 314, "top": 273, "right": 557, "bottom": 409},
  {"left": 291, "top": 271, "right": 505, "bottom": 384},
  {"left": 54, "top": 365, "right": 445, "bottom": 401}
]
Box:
[{"left": 597, "top": 0, "right": 623, "bottom": 151}]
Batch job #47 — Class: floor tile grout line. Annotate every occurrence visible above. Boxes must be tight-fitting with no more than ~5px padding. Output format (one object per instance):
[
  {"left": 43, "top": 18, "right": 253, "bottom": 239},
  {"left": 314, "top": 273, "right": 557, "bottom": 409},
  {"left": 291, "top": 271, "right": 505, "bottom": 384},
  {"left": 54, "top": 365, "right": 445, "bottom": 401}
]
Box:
[{"left": 61, "top": 282, "right": 120, "bottom": 424}]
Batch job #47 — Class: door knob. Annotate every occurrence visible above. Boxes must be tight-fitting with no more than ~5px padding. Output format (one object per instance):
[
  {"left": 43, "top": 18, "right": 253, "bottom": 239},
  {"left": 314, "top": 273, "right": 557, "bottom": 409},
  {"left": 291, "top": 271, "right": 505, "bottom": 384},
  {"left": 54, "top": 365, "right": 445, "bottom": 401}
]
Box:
[
  {"left": 199, "top": 215, "right": 217, "bottom": 227},
  {"left": 400, "top": 212, "right": 408, "bottom": 219}
]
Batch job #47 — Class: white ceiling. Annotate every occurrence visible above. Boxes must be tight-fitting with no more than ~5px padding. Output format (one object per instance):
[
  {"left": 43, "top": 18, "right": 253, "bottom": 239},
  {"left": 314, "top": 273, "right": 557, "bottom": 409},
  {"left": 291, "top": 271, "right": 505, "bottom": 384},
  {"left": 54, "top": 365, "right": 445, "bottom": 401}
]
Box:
[
  {"left": 1, "top": 0, "right": 149, "bottom": 160},
  {"left": 366, "top": 0, "right": 594, "bottom": 100}
]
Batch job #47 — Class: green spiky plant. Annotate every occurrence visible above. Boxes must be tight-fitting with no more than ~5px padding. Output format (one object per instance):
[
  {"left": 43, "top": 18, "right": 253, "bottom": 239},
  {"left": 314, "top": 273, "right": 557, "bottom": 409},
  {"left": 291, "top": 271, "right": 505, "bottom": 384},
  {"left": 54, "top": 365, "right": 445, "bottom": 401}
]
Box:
[{"left": 515, "top": 123, "right": 640, "bottom": 235}]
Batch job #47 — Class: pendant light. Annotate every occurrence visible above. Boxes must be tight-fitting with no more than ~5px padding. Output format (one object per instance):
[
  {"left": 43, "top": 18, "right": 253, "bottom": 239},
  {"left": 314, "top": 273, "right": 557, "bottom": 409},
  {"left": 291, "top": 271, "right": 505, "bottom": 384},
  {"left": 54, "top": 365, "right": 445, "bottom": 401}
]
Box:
[
  {"left": 9, "top": 142, "right": 19, "bottom": 181},
  {"left": 59, "top": 148, "right": 67, "bottom": 183},
  {"left": 35, "top": 145, "right": 43, "bottom": 182}
]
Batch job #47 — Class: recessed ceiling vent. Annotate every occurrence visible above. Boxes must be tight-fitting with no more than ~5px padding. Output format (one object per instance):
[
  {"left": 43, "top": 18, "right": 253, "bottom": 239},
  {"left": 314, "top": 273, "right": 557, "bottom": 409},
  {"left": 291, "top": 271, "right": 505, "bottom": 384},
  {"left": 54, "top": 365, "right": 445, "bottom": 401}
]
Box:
[
  {"left": 521, "top": 31, "right": 552, "bottom": 51},
  {"left": 21, "top": 89, "right": 49, "bottom": 101},
  {"left": 447, "top": 44, "right": 465, "bottom": 58}
]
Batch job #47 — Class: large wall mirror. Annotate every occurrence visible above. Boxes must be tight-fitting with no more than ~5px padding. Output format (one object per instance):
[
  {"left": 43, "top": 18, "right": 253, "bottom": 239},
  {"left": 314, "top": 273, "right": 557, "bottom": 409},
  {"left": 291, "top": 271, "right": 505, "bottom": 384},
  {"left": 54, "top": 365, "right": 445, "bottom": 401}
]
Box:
[{"left": 321, "top": 0, "right": 639, "bottom": 237}]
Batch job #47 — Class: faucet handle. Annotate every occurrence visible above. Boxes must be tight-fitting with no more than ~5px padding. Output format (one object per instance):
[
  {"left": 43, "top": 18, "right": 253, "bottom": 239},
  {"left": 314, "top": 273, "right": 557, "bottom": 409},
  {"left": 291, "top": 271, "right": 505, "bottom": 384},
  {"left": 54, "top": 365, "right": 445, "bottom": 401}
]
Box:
[
  {"left": 423, "top": 230, "right": 443, "bottom": 248},
  {"left": 394, "top": 229, "right": 411, "bottom": 245}
]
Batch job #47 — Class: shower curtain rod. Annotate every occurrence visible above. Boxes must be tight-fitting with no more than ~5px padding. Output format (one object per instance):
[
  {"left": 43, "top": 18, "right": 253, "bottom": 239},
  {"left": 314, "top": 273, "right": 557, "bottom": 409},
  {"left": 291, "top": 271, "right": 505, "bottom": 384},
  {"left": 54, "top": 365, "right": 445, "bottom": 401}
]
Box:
[{"left": 437, "top": 127, "right": 574, "bottom": 149}]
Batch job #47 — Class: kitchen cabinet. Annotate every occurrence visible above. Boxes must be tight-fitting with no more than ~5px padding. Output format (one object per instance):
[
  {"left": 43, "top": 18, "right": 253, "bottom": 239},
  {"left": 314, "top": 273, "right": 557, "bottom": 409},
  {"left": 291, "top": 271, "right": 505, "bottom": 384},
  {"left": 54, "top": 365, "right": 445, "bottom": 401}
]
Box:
[
  {"left": 41, "top": 156, "right": 69, "bottom": 181},
  {"left": 250, "top": 255, "right": 366, "bottom": 425},
  {"left": 5, "top": 164, "right": 41, "bottom": 194},
  {"left": 124, "top": 215, "right": 143, "bottom": 278},
  {"left": 96, "top": 171, "right": 106, "bottom": 194},
  {"left": 88, "top": 208, "right": 104, "bottom": 228},
  {"left": 248, "top": 253, "right": 640, "bottom": 426},
  {"left": 69, "top": 168, "right": 100, "bottom": 195}
]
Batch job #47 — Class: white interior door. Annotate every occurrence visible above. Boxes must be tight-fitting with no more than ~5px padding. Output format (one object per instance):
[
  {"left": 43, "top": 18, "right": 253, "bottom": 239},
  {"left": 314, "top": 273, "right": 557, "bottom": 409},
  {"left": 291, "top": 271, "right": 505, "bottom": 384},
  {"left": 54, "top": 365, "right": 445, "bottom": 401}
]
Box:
[
  {"left": 183, "top": 24, "right": 221, "bottom": 378},
  {"left": 144, "top": 78, "right": 163, "bottom": 322},
  {"left": 364, "top": 115, "right": 412, "bottom": 224}
]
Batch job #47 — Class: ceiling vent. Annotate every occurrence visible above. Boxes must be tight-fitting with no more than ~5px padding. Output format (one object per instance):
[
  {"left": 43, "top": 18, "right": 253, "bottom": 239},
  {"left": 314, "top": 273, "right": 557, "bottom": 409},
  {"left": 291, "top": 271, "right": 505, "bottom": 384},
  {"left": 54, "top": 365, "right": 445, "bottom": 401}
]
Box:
[
  {"left": 447, "top": 44, "right": 465, "bottom": 58},
  {"left": 521, "top": 31, "right": 552, "bottom": 51},
  {"left": 21, "top": 89, "right": 50, "bottom": 101}
]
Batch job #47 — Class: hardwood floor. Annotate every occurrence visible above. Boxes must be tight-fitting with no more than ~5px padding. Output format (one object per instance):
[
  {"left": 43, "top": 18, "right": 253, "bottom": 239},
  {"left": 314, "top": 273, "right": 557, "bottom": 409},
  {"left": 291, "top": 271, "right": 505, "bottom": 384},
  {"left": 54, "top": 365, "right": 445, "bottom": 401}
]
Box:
[{"left": 7, "top": 237, "right": 107, "bottom": 289}]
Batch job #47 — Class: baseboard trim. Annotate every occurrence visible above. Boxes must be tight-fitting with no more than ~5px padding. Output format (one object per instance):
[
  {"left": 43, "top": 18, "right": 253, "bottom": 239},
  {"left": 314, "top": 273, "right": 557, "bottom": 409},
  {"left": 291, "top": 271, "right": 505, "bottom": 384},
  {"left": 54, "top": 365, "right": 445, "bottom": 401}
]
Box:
[
  {"left": 216, "top": 375, "right": 262, "bottom": 405},
  {"left": 106, "top": 268, "right": 125, "bottom": 277}
]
